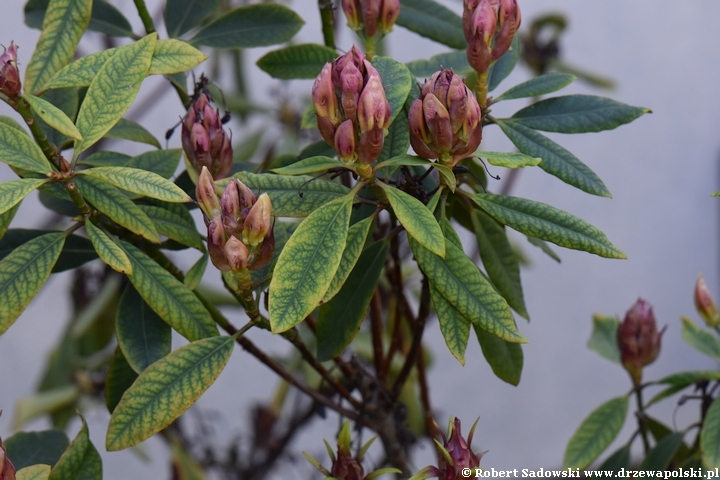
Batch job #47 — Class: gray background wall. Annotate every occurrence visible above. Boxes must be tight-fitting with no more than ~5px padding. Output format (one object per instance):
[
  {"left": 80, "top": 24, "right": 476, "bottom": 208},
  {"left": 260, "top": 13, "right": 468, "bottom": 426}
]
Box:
[{"left": 0, "top": 0, "right": 718, "bottom": 477}]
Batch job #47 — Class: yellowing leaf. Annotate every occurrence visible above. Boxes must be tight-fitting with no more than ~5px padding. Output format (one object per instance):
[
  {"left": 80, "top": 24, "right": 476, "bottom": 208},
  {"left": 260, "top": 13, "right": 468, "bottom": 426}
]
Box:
[
  {"left": 106, "top": 336, "right": 235, "bottom": 451},
  {"left": 24, "top": 0, "right": 92, "bottom": 95},
  {"left": 22, "top": 94, "right": 82, "bottom": 140},
  {"left": 149, "top": 39, "right": 207, "bottom": 75},
  {"left": 84, "top": 220, "right": 132, "bottom": 274},
  {"left": 48, "top": 416, "right": 102, "bottom": 480},
  {"left": 17, "top": 464, "right": 51, "bottom": 480},
  {"left": 74, "top": 34, "right": 157, "bottom": 156},
  {"left": 0, "top": 179, "right": 47, "bottom": 216},
  {"left": 78, "top": 167, "right": 191, "bottom": 203},
  {"left": 0, "top": 123, "right": 54, "bottom": 173}
]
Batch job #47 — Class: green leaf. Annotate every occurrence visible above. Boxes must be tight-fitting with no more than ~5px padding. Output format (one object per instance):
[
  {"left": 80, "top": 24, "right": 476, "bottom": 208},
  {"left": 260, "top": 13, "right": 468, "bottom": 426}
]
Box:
[
  {"left": 104, "top": 118, "right": 161, "bottom": 149},
  {"left": 74, "top": 34, "right": 157, "bottom": 156},
  {"left": 149, "top": 39, "right": 208, "bottom": 75},
  {"left": 596, "top": 446, "right": 630, "bottom": 473},
  {"left": 257, "top": 44, "right": 338, "bottom": 80},
  {"left": 105, "top": 347, "right": 139, "bottom": 414},
  {"left": 0, "top": 115, "right": 26, "bottom": 132},
  {"left": 88, "top": 0, "right": 134, "bottom": 38},
  {"left": 563, "top": 396, "right": 628, "bottom": 469},
  {"left": 41, "top": 49, "right": 115, "bottom": 91},
  {"left": 125, "top": 149, "right": 182, "bottom": 179},
  {"left": 322, "top": 216, "right": 374, "bottom": 302},
  {"left": 23, "top": 94, "right": 82, "bottom": 140},
  {"left": 119, "top": 240, "right": 218, "bottom": 341},
  {"left": 406, "top": 50, "right": 471, "bottom": 78},
  {"left": 0, "top": 232, "right": 65, "bottom": 335},
  {"left": 681, "top": 316, "right": 720, "bottom": 361},
  {"left": 380, "top": 183, "right": 445, "bottom": 257},
  {"left": 495, "top": 73, "right": 576, "bottom": 102},
  {"left": 271, "top": 156, "right": 344, "bottom": 175},
  {"left": 471, "top": 209, "right": 528, "bottom": 319},
  {"left": 269, "top": 196, "right": 353, "bottom": 333},
  {"left": 375, "top": 153, "right": 432, "bottom": 170},
  {"left": 24, "top": 0, "right": 92, "bottom": 95},
  {"left": 184, "top": 252, "right": 208, "bottom": 290},
  {"left": 116, "top": 284, "right": 172, "bottom": 373},
  {"left": 639, "top": 432, "right": 684, "bottom": 470},
  {"left": 478, "top": 151, "right": 541, "bottom": 169},
  {"left": 379, "top": 111, "right": 410, "bottom": 162},
  {"left": 511, "top": 95, "right": 650, "bottom": 133},
  {"left": 0, "top": 229, "right": 96, "bottom": 272},
  {"left": 0, "top": 179, "right": 47, "bottom": 216},
  {"left": 84, "top": 221, "right": 132, "bottom": 274},
  {"left": 190, "top": 4, "right": 303, "bottom": 49},
  {"left": 78, "top": 167, "right": 191, "bottom": 203},
  {"left": 317, "top": 241, "right": 389, "bottom": 361},
  {"left": 17, "top": 464, "right": 51, "bottom": 480},
  {"left": 702, "top": 396, "right": 720, "bottom": 469},
  {"left": 487, "top": 36, "right": 520, "bottom": 92},
  {"left": 34, "top": 88, "right": 79, "bottom": 149},
  {"left": 0, "top": 203, "right": 20, "bottom": 240},
  {"left": 106, "top": 335, "right": 235, "bottom": 451},
  {"left": 495, "top": 120, "right": 611, "bottom": 197},
  {"left": 587, "top": 314, "right": 620, "bottom": 363},
  {"left": 74, "top": 176, "right": 160, "bottom": 243},
  {"left": 472, "top": 194, "right": 626, "bottom": 259},
  {"left": 13, "top": 386, "right": 79, "bottom": 429},
  {"left": 372, "top": 56, "right": 413, "bottom": 126},
  {"left": 137, "top": 202, "right": 203, "bottom": 250},
  {"left": 4, "top": 430, "right": 69, "bottom": 470},
  {"left": 527, "top": 236, "right": 561, "bottom": 263},
  {"left": 79, "top": 151, "right": 131, "bottom": 167},
  {"left": 48, "top": 416, "right": 102, "bottom": 480},
  {"left": 396, "top": 0, "right": 465, "bottom": 49},
  {"left": 475, "top": 324, "right": 523, "bottom": 385},
  {"left": 234, "top": 172, "right": 350, "bottom": 217},
  {"left": 165, "top": 0, "right": 219, "bottom": 38},
  {"left": 409, "top": 236, "right": 526, "bottom": 343},
  {"left": 430, "top": 283, "right": 470, "bottom": 365},
  {"left": 0, "top": 123, "right": 54, "bottom": 173}
]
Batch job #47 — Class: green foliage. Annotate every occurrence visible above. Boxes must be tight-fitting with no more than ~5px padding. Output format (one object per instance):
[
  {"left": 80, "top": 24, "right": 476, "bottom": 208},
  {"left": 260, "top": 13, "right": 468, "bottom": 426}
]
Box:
[
  {"left": 16, "top": 464, "right": 52, "bottom": 480},
  {"left": 563, "top": 396, "right": 628, "bottom": 469},
  {"left": 4, "top": 430, "right": 69, "bottom": 469},
  {"left": 702, "top": 396, "right": 720, "bottom": 468},
  {"left": 396, "top": 0, "right": 465, "bottom": 49},
  {"left": 0, "top": 123, "right": 54, "bottom": 173},
  {"left": 475, "top": 325, "right": 524, "bottom": 386},
  {"left": 106, "top": 336, "right": 235, "bottom": 451},
  {"left": 164, "top": 0, "right": 219, "bottom": 38},
  {"left": 494, "top": 73, "right": 576, "bottom": 102},
  {"left": 78, "top": 167, "right": 191, "bottom": 203},
  {"left": 406, "top": 50, "right": 471, "bottom": 78},
  {"left": 269, "top": 195, "right": 353, "bottom": 333},
  {"left": 258, "top": 44, "right": 339, "bottom": 80},
  {"left": 487, "top": 35, "right": 520, "bottom": 92},
  {"left": 372, "top": 56, "right": 413, "bottom": 125},
  {"left": 104, "top": 119, "right": 161, "bottom": 149},
  {"left": 48, "top": 416, "right": 102, "bottom": 480},
  {"left": 681, "top": 316, "right": 720, "bottom": 361},
  {"left": 587, "top": 314, "right": 620, "bottom": 363},
  {"left": 84, "top": 220, "right": 132, "bottom": 274},
  {"left": 22, "top": 93, "right": 82, "bottom": 140},
  {"left": 271, "top": 156, "right": 343, "bottom": 175}
]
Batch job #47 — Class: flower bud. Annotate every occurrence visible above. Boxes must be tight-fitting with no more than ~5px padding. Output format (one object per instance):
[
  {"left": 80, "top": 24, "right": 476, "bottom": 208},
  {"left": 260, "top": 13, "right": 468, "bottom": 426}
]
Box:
[
  {"left": 617, "top": 299, "right": 665, "bottom": 385},
  {"left": 463, "top": 0, "right": 521, "bottom": 74},
  {"left": 243, "top": 193, "right": 272, "bottom": 247},
  {"left": 0, "top": 424, "right": 15, "bottom": 480},
  {"left": 409, "top": 69, "right": 482, "bottom": 165},
  {"left": 221, "top": 179, "right": 255, "bottom": 237},
  {"left": 248, "top": 227, "right": 275, "bottom": 271},
  {"left": 342, "top": 0, "right": 400, "bottom": 38},
  {"left": 224, "top": 235, "right": 249, "bottom": 273},
  {"left": 207, "top": 216, "right": 229, "bottom": 271},
  {"left": 412, "top": 418, "right": 485, "bottom": 480},
  {"left": 312, "top": 46, "right": 391, "bottom": 165},
  {"left": 196, "top": 166, "right": 221, "bottom": 220},
  {"left": 182, "top": 93, "right": 233, "bottom": 179},
  {"left": 695, "top": 274, "right": 720, "bottom": 328},
  {"left": 0, "top": 42, "right": 21, "bottom": 98}
]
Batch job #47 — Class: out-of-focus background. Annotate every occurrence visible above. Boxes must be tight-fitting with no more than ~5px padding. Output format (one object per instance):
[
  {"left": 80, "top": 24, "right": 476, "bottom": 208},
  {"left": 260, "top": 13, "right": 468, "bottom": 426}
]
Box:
[{"left": 1, "top": 0, "right": 719, "bottom": 478}]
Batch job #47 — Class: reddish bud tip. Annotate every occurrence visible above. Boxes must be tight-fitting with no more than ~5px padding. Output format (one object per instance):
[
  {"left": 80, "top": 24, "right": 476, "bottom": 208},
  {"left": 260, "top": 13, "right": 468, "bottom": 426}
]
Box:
[
  {"left": 243, "top": 193, "right": 272, "bottom": 247},
  {"left": 196, "top": 166, "right": 221, "bottom": 220},
  {"left": 224, "top": 235, "right": 249, "bottom": 272},
  {"left": 0, "top": 42, "right": 20, "bottom": 98},
  {"left": 617, "top": 299, "right": 665, "bottom": 385},
  {"left": 182, "top": 93, "right": 233, "bottom": 179},
  {"left": 695, "top": 274, "right": 720, "bottom": 328}
]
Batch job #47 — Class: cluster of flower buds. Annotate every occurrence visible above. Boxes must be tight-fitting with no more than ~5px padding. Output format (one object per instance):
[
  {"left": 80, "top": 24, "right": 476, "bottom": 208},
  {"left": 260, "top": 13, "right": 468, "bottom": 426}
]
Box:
[
  {"left": 0, "top": 42, "right": 20, "bottom": 98},
  {"left": 341, "top": 0, "right": 400, "bottom": 39},
  {"left": 463, "top": 0, "right": 521, "bottom": 74},
  {"left": 312, "top": 46, "right": 391, "bottom": 165},
  {"left": 694, "top": 274, "right": 720, "bottom": 328},
  {"left": 196, "top": 167, "right": 274, "bottom": 274},
  {"left": 408, "top": 69, "right": 482, "bottom": 166},
  {"left": 304, "top": 421, "right": 399, "bottom": 480},
  {"left": 411, "top": 418, "right": 485, "bottom": 480},
  {"left": 182, "top": 93, "right": 233, "bottom": 180},
  {"left": 616, "top": 299, "right": 666, "bottom": 386}
]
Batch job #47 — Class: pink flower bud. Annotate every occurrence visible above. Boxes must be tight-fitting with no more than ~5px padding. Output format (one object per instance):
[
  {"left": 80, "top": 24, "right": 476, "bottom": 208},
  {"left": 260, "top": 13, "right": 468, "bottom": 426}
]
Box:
[
  {"left": 342, "top": 0, "right": 362, "bottom": 31},
  {"left": 335, "top": 119, "right": 356, "bottom": 161},
  {"left": 207, "top": 216, "right": 229, "bottom": 271},
  {"left": 312, "top": 46, "right": 391, "bottom": 165},
  {"left": 492, "top": 0, "right": 521, "bottom": 60},
  {"left": 695, "top": 275, "right": 720, "bottom": 328},
  {"left": 379, "top": 0, "right": 401, "bottom": 35},
  {"left": 248, "top": 227, "right": 275, "bottom": 271},
  {"left": 0, "top": 434, "right": 16, "bottom": 480},
  {"left": 409, "top": 69, "right": 482, "bottom": 165},
  {"left": 243, "top": 193, "right": 272, "bottom": 247},
  {"left": 181, "top": 93, "right": 233, "bottom": 179},
  {"left": 617, "top": 299, "right": 666, "bottom": 385},
  {"left": 343, "top": 0, "right": 399, "bottom": 38},
  {"left": 224, "top": 235, "right": 249, "bottom": 273},
  {"left": 414, "top": 418, "right": 485, "bottom": 480},
  {"left": 196, "top": 166, "right": 221, "bottom": 220},
  {"left": 0, "top": 42, "right": 20, "bottom": 98}
]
